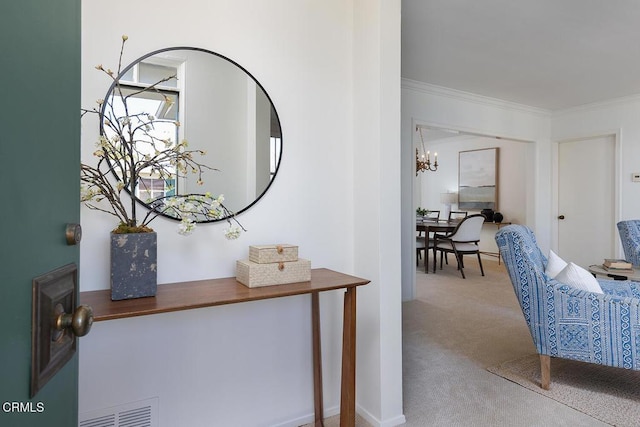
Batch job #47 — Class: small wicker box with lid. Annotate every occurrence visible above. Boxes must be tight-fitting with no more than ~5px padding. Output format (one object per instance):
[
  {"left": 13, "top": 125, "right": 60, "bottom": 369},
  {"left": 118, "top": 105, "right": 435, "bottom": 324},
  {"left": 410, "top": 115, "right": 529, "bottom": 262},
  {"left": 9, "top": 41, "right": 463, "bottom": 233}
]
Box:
[
  {"left": 249, "top": 244, "right": 298, "bottom": 264},
  {"left": 237, "top": 244, "right": 311, "bottom": 288}
]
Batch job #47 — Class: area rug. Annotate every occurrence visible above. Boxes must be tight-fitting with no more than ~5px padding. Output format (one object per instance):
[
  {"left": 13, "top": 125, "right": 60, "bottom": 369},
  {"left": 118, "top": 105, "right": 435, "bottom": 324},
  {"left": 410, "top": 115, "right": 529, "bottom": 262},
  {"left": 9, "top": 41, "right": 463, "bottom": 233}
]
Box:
[{"left": 487, "top": 354, "right": 640, "bottom": 426}]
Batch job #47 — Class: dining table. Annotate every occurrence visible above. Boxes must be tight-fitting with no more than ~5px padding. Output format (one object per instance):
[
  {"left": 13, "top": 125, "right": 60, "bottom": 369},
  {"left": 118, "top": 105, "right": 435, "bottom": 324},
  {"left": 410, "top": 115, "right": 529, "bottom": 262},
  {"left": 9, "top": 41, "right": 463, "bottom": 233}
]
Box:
[{"left": 416, "top": 219, "right": 458, "bottom": 273}]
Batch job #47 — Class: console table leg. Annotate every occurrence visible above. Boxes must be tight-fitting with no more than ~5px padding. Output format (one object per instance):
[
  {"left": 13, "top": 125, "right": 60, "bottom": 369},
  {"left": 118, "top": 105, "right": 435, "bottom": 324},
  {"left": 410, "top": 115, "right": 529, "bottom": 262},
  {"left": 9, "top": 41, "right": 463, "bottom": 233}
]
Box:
[
  {"left": 312, "top": 292, "right": 324, "bottom": 427},
  {"left": 340, "top": 286, "right": 356, "bottom": 427}
]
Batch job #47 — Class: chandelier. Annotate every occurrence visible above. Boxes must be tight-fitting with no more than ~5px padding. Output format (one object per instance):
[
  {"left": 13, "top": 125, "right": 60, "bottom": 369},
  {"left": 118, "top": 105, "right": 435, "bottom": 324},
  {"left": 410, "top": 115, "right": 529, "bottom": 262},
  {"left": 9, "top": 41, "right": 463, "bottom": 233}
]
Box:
[{"left": 416, "top": 126, "right": 438, "bottom": 175}]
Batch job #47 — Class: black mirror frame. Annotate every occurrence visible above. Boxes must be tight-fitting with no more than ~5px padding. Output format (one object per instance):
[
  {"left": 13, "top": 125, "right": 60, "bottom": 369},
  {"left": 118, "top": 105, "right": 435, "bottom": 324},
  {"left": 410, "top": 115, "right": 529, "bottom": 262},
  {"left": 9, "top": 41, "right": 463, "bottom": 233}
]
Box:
[{"left": 99, "top": 46, "right": 283, "bottom": 223}]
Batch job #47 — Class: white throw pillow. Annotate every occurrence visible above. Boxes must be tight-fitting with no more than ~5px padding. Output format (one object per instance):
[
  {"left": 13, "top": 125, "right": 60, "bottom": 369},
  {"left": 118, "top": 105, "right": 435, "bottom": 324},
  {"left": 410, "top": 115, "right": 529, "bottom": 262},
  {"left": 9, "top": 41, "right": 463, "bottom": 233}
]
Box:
[
  {"left": 554, "top": 262, "right": 603, "bottom": 294},
  {"left": 545, "top": 250, "right": 568, "bottom": 278}
]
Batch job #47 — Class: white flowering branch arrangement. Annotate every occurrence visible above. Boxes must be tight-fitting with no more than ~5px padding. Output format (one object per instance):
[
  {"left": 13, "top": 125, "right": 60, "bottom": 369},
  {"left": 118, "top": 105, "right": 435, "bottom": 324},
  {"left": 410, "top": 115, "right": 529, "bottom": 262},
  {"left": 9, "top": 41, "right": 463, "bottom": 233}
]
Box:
[
  {"left": 81, "top": 35, "right": 245, "bottom": 238},
  {"left": 148, "top": 193, "right": 245, "bottom": 238}
]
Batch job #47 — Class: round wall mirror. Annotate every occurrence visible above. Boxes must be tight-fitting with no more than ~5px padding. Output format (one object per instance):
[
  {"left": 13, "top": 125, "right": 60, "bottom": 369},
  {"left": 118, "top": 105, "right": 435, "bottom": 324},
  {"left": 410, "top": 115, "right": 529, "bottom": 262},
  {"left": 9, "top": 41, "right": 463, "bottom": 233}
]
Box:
[{"left": 100, "top": 47, "right": 282, "bottom": 222}]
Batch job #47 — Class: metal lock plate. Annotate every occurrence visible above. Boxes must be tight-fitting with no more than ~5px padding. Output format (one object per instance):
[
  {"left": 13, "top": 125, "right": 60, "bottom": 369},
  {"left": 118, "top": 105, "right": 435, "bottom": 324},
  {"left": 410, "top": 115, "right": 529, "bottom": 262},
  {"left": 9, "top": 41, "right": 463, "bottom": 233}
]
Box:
[{"left": 31, "top": 263, "right": 78, "bottom": 397}]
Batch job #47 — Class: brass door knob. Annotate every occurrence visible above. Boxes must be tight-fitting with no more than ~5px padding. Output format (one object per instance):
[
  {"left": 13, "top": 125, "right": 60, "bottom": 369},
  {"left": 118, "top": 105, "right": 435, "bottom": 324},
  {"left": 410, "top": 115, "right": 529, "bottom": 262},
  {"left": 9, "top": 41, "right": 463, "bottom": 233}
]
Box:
[{"left": 55, "top": 304, "right": 94, "bottom": 337}]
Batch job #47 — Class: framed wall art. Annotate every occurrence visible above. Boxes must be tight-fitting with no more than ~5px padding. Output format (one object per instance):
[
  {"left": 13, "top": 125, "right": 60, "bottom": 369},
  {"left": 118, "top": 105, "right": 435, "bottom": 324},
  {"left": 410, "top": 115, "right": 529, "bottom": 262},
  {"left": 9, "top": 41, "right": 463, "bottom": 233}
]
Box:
[{"left": 458, "top": 147, "right": 499, "bottom": 210}]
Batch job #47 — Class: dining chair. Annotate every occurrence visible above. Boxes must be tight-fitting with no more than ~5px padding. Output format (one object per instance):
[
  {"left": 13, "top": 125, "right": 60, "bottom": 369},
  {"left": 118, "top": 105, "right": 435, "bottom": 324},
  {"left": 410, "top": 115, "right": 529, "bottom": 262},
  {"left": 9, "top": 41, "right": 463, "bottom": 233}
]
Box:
[
  {"left": 433, "top": 214, "right": 485, "bottom": 278},
  {"left": 435, "top": 210, "right": 467, "bottom": 265},
  {"left": 425, "top": 210, "right": 440, "bottom": 221},
  {"left": 448, "top": 210, "right": 468, "bottom": 222},
  {"left": 416, "top": 210, "right": 440, "bottom": 267},
  {"left": 416, "top": 238, "right": 430, "bottom": 267}
]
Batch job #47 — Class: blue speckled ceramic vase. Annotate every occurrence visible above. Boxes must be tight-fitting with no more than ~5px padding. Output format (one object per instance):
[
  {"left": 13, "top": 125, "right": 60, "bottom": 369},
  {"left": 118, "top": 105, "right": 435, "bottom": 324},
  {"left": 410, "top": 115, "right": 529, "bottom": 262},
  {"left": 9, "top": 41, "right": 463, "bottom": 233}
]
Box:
[{"left": 110, "top": 232, "right": 157, "bottom": 300}]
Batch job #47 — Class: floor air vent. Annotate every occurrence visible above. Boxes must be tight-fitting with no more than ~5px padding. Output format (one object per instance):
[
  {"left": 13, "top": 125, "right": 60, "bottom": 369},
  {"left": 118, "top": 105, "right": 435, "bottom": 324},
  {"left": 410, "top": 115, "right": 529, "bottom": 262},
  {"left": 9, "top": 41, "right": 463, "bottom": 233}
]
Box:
[{"left": 79, "top": 397, "right": 158, "bottom": 427}]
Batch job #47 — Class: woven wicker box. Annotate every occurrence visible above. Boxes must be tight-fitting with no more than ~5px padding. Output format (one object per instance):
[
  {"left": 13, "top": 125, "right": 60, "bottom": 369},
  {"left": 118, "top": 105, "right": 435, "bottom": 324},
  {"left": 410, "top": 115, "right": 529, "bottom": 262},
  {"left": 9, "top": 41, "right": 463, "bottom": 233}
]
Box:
[
  {"left": 236, "top": 258, "right": 311, "bottom": 287},
  {"left": 249, "top": 244, "right": 298, "bottom": 264}
]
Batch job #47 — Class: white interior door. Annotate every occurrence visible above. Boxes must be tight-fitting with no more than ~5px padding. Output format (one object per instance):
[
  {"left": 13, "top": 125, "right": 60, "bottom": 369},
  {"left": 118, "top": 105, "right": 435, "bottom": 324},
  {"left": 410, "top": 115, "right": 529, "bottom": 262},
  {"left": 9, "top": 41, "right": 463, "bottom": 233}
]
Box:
[{"left": 557, "top": 135, "right": 615, "bottom": 268}]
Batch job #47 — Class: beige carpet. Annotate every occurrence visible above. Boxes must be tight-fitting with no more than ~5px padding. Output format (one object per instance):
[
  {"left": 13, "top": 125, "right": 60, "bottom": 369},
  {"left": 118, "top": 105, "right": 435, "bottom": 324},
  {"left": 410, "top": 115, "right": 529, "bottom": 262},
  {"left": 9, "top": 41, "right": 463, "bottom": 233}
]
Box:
[
  {"left": 309, "top": 259, "right": 620, "bottom": 426},
  {"left": 488, "top": 354, "right": 640, "bottom": 427},
  {"left": 404, "top": 258, "right": 609, "bottom": 426}
]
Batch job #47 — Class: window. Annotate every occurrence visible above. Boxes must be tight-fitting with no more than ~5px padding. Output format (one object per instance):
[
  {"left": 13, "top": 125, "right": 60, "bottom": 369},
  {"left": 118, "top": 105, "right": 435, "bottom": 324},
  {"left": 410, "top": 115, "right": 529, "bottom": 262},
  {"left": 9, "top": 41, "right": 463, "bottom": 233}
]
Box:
[
  {"left": 270, "top": 137, "right": 281, "bottom": 179},
  {"left": 137, "top": 176, "right": 176, "bottom": 202},
  {"left": 104, "top": 60, "right": 181, "bottom": 201}
]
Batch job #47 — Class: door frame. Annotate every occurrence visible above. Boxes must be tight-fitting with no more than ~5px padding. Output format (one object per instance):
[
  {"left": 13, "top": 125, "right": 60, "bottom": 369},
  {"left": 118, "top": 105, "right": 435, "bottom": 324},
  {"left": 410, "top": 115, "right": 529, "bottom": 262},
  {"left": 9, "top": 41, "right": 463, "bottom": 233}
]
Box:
[
  {"left": 550, "top": 130, "right": 622, "bottom": 256},
  {"left": 404, "top": 118, "right": 536, "bottom": 301}
]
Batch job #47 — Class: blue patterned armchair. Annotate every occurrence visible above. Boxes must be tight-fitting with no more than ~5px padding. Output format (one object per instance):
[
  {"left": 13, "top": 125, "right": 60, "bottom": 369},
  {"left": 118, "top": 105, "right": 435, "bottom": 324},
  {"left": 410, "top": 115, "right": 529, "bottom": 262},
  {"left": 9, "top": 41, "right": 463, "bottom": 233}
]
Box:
[
  {"left": 617, "top": 220, "right": 640, "bottom": 266},
  {"left": 495, "top": 225, "right": 640, "bottom": 389}
]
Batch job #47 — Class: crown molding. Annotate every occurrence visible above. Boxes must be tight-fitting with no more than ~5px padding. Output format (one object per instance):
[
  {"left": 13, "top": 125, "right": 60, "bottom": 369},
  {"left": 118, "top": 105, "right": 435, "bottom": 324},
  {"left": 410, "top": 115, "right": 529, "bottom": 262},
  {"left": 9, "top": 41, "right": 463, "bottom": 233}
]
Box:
[
  {"left": 401, "top": 78, "right": 551, "bottom": 117},
  {"left": 554, "top": 92, "right": 640, "bottom": 117}
]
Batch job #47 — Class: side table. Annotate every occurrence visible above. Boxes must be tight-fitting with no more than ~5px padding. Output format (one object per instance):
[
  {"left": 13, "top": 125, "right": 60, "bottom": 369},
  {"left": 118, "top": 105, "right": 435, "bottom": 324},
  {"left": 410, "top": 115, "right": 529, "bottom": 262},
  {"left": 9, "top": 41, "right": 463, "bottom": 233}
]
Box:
[
  {"left": 588, "top": 264, "right": 640, "bottom": 281},
  {"left": 481, "top": 221, "right": 512, "bottom": 265}
]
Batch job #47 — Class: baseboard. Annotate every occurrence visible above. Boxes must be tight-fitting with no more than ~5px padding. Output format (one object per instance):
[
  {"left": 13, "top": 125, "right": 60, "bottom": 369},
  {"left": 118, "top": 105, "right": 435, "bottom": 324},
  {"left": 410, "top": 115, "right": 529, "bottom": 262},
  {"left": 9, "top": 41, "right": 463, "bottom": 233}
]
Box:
[
  {"left": 356, "top": 403, "right": 407, "bottom": 427},
  {"left": 270, "top": 405, "right": 340, "bottom": 427},
  {"left": 270, "top": 404, "right": 406, "bottom": 427}
]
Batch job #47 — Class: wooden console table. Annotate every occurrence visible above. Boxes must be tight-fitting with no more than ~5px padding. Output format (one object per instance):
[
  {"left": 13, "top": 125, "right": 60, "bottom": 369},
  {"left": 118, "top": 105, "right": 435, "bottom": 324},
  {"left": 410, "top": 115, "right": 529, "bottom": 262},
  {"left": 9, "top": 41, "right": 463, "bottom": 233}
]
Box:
[{"left": 80, "top": 268, "right": 370, "bottom": 427}]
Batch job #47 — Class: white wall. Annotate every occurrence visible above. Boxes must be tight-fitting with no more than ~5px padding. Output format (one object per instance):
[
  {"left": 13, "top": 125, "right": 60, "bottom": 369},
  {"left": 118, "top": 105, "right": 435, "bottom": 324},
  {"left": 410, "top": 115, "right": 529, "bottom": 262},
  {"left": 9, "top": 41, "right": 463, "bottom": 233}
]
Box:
[
  {"left": 352, "top": 1, "right": 404, "bottom": 424},
  {"left": 401, "top": 80, "right": 640, "bottom": 303},
  {"left": 415, "top": 135, "right": 529, "bottom": 222},
  {"left": 401, "top": 80, "right": 552, "bottom": 301},
  {"left": 551, "top": 96, "right": 640, "bottom": 246},
  {"left": 80, "top": 1, "right": 404, "bottom": 426},
  {"left": 415, "top": 134, "right": 531, "bottom": 254}
]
